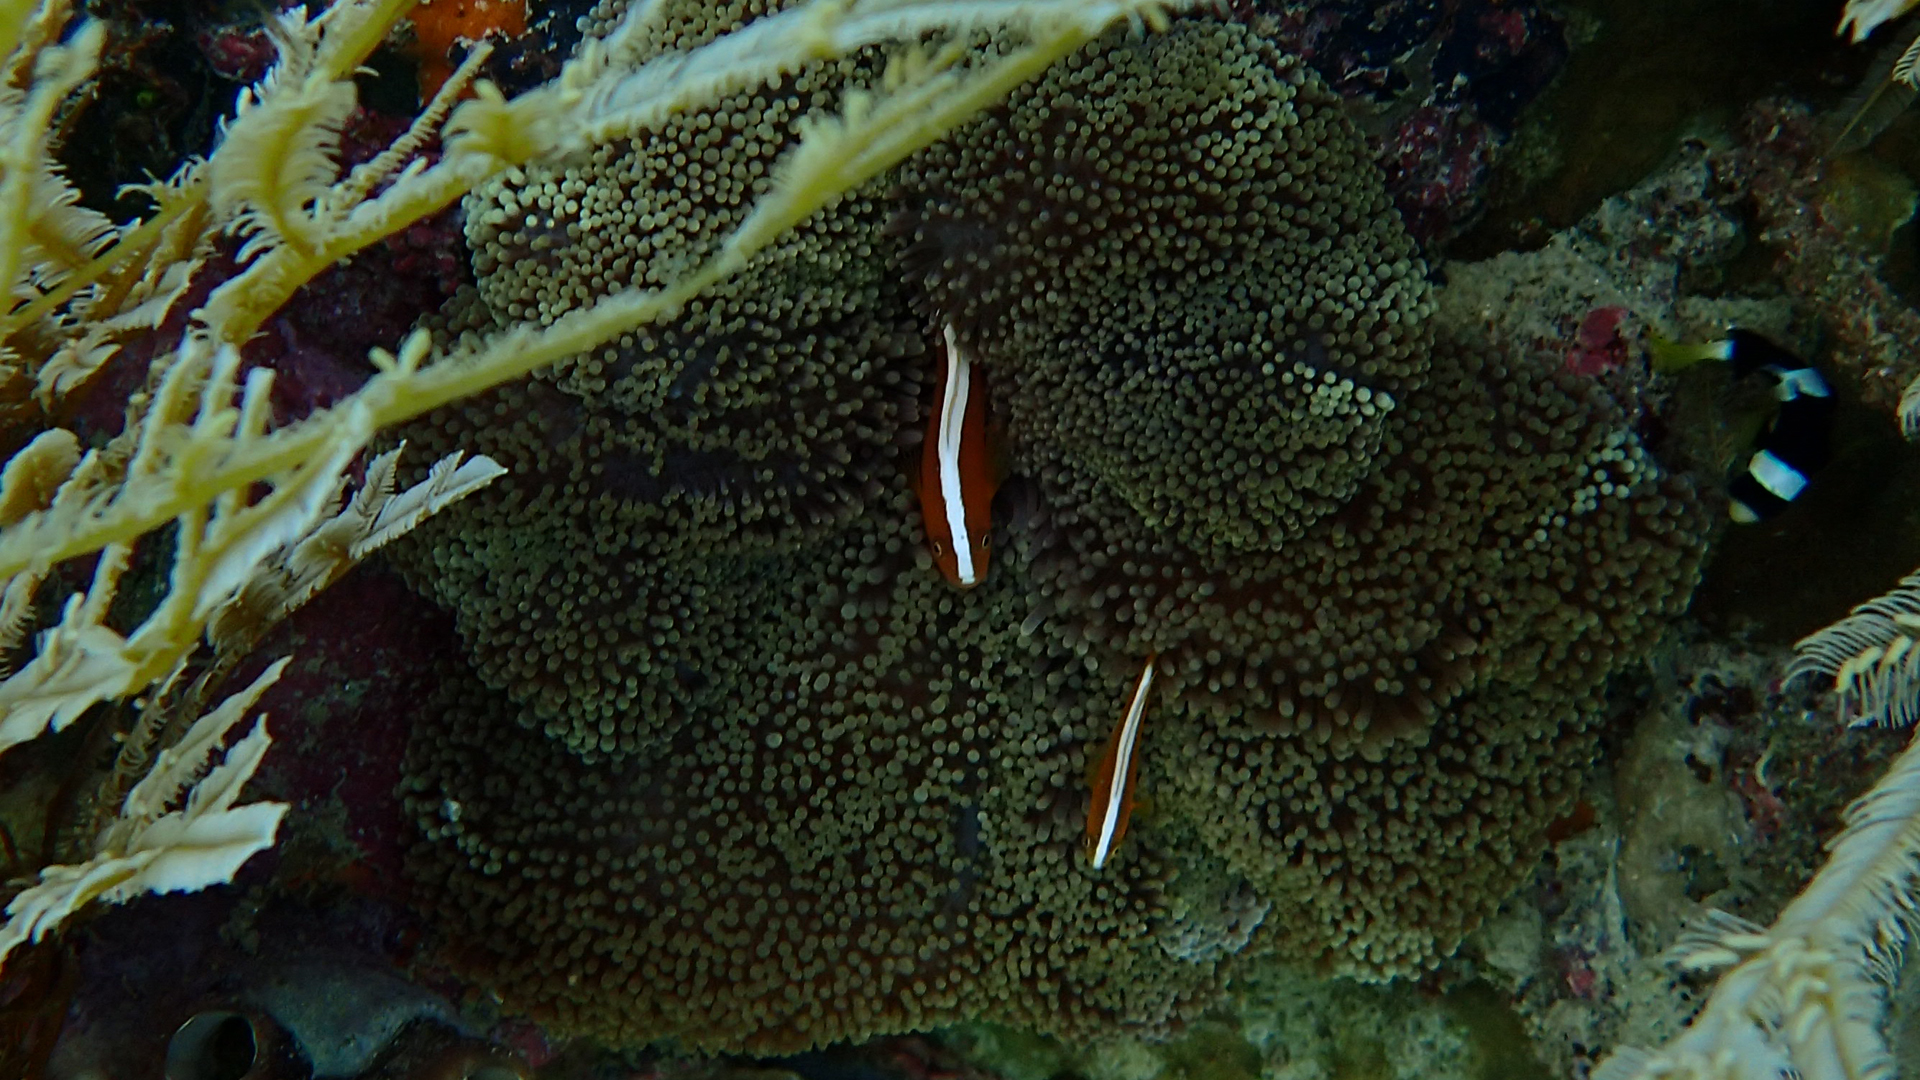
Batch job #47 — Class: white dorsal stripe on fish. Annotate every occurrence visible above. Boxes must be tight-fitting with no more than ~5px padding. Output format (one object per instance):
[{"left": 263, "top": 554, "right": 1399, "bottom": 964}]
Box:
[
  {"left": 937, "top": 322, "right": 978, "bottom": 586},
  {"left": 1090, "top": 655, "right": 1157, "bottom": 869}
]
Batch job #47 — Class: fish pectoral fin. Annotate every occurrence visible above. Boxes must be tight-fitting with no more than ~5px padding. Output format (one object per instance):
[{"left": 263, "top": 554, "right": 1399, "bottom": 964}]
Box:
[
  {"left": 907, "top": 446, "right": 927, "bottom": 503},
  {"left": 985, "top": 414, "right": 1013, "bottom": 488}
]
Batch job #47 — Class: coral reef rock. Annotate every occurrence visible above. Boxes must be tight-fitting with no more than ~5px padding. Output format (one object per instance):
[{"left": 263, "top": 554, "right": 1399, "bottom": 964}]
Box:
[{"left": 389, "top": 8, "right": 1711, "bottom": 1055}]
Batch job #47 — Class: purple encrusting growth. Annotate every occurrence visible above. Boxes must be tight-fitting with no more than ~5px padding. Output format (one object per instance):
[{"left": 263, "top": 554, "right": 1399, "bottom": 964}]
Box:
[
  {"left": 1260, "top": 0, "right": 1564, "bottom": 127},
  {"left": 239, "top": 566, "right": 466, "bottom": 897},
  {"left": 1250, "top": 0, "right": 1568, "bottom": 245},
  {"left": 1380, "top": 103, "right": 1496, "bottom": 245},
  {"left": 1473, "top": 636, "right": 1906, "bottom": 1079}
]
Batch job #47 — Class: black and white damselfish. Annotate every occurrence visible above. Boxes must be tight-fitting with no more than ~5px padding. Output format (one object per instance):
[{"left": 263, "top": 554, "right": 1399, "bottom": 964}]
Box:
[{"left": 1653, "top": 328, "right": 1836, "bottom": 523}]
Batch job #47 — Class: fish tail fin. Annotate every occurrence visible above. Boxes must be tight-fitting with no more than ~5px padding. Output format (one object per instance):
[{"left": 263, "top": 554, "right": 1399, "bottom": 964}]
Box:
[{"left": 1648, "top": 333, "right": 1732, "bottom": 374}]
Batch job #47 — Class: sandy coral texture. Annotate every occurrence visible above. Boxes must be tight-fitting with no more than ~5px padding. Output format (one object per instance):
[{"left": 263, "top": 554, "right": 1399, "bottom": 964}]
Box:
[{"left": 388, "top": 1, "right": 1712, "bottom": 1054}]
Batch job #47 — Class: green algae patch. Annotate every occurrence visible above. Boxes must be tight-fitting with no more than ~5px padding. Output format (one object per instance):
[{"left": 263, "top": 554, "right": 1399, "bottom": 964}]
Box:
[
  {"left": 1153, "top": 1020, "right": 1263, "bottom": 1080},
  {"left": 947, "top": 1014, "right": 1314, "bottom": 1080},
  {"left": 939, "top": 1024, "right": 1077, "bottom": 1080},
  {"left": 1818, "top": 153, "right": 1919, "bottom": 254},
  {"left": 1440, "top": 982, "right": 1551, "bottom": 1080}
]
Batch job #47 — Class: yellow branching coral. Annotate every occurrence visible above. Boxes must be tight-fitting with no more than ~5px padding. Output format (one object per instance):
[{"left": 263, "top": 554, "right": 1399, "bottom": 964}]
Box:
[{"left": 0, "top": 426, "right": 75, "bottom": 527}]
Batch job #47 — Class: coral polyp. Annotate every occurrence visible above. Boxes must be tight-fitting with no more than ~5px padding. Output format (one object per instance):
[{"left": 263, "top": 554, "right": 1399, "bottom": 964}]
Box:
[{"left": 391, "top": 7, "right": 1708, "bottom": 1053}]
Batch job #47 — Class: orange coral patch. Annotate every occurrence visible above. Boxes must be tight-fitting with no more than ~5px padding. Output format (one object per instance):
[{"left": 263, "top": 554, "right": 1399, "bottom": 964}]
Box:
[{"left": 409, "top": 0, "right": 528, "bottom": 102}]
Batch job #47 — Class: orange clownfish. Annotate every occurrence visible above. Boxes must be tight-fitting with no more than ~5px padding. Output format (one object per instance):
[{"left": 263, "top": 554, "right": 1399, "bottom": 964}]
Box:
[
  {"left": 1084, "top": 653, "right": 1159, "bottom": 870},
  {"left": 914, "top": 323, "right": 1001, "bottom": 588}
]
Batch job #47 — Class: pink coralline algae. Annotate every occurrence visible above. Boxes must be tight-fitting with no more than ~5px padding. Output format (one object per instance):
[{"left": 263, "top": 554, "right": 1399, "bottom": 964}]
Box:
[
  {"left": 1714, "top": 100, "right": 1920, "bottom": 415},
  {"left": 195, "top": 22, "right": 278, "bottom": 85},
  {"left": 1565, "top": 306, "right": 1630, "bottom": 377},
  {"left": 1381, "top": 103, "right": 1495, "bottom": 244},
  {"left": 1256, "top": 0, "right": 1566, "bottom": 245},
  {"left": 254, "top": 210, "right": 471, "bottom": 422},
  {"left": 243, "top": 567, "right": 465, "bottom": 901},
  {"left": 1559, "top": 948, "right": 1597, "bottom": 998}
]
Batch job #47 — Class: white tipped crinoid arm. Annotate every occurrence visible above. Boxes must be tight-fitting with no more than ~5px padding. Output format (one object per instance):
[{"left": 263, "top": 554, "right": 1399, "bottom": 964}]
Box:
[
  {"left": 0, "top": 661, "right": 291, "bottom": 972},
  {"left": 1595, "top": 575, "right": 1920, "bottom": 1080},
  {"left": 1841, "top": 0, "right": 1919, "bottom": 43},
  {"left": 1789, "top": 570, "right": 1920, "bottom": 729}
]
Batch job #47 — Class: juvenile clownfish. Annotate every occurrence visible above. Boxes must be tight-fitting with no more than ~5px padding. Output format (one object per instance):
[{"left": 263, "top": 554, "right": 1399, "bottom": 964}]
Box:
[
  {"left": 914, "top": 323, "right": 1001, "bottom": 588},
  {"left": 1084, "top": 653, "right": 1159, "bottom": 870},
  {"left": 1652, "top": 328, "right": 1835, "bottom": 524}
]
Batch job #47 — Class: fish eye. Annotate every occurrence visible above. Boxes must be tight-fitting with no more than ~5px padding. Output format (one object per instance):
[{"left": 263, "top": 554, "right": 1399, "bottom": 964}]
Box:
[
  {"left": 981, "top": 534, "right": 991, "bottom": 548},
  {"left": 931, "top": 540, "right": 946, "bottom": 557}
]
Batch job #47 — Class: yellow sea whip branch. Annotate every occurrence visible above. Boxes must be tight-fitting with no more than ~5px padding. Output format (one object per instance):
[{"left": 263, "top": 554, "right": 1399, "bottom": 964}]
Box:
[
  {"left": 0, "top": 0, "right": 1207, "bottom": 958},
  {"left": 0, "top": 0, "right": 1203, "bottom": 584}
]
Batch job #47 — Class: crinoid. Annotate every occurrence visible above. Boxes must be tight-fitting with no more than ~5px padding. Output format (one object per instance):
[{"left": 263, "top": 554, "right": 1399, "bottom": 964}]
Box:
[{"left": 1842, "top": 0, "right": 1920, "bottom": 42}]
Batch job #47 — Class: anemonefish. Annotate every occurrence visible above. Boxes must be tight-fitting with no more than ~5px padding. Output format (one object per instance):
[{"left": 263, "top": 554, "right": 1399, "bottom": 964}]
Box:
[
  {"left": 914, "top": 323, "right": 1001, "bottom": 587},
  {"left": 1084, "top": 653, "right": 1159, "bottom": 870},
  {"left": 1653, "top": 328, "right": 1835, "bottom": 523}
]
